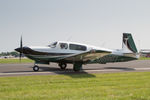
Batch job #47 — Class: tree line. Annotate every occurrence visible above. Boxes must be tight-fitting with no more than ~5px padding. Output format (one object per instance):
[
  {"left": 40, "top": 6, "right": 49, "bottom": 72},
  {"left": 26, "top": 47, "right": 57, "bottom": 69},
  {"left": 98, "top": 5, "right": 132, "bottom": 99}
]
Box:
[{"left": 0, "top": 51, "right": 19, "bottom": 57}]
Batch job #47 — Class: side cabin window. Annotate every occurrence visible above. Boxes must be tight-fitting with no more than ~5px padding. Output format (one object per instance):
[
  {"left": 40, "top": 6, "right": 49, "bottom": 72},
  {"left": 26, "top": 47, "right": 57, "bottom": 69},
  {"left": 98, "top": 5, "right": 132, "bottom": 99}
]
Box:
[
  {"left": 60, "top": 43, "right": 68, "bottom": 49},
  {"left": 69, "top": 44, "right": 87, "bottom": 51}
]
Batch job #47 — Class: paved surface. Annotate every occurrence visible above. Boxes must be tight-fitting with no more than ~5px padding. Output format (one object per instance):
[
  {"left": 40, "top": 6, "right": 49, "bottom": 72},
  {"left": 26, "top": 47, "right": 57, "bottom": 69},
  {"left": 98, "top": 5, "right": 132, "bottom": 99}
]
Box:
[{"left": 0, "top": 60, "right": 150, "bottom": 77}]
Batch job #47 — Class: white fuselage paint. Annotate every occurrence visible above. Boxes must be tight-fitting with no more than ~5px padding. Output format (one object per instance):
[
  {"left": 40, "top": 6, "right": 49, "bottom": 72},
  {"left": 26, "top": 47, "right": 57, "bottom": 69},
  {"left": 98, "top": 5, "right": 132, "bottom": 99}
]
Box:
[
  {"left": 26, "top": 41, "right": 138, "bottom": 59},
  {"left": 28, "top": 41, "right": 110, "bottom": 54}
]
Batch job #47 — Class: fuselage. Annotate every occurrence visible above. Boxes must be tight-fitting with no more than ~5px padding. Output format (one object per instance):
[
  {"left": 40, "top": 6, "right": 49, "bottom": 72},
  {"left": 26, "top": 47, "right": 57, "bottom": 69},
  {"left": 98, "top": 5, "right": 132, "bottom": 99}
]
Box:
[{"left": 15, "top": 41, "right": 138, "bottom": 64}]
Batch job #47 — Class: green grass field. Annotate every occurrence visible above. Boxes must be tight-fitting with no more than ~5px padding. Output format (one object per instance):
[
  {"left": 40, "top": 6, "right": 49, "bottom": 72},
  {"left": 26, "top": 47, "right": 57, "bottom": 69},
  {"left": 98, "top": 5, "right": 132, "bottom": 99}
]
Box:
[
  {"left": 0, "top": 58, "right": 33, "bottom": 64},
  {"left": 139, "top": 57, "right": 150, "bottom": 60},
  {"left": 0, "top": 72, "right": 150, "bottom": 100}
]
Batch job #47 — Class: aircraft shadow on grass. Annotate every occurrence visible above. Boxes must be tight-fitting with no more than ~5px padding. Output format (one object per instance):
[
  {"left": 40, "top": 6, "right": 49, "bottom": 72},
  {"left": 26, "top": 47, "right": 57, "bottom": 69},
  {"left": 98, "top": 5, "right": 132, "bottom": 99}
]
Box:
[
  {"left": 3, "top": 65, "right": 135, "bottom": 78},
  {"left": 81, "top": 66, "right": 135, "bottom": 71},
  {"left": 37, "top": 67, "right": 96, "bottom": 78},
  {"left": 3, "top": 66, "right": 96, "bottom": 78},
  {"left": 38, "top": 66, "right": 96, "bottom": 78}
]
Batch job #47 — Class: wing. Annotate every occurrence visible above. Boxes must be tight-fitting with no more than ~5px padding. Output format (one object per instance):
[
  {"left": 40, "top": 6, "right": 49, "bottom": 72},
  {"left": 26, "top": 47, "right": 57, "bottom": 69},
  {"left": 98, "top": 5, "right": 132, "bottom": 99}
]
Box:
[{"left": 59, "top": 49, "right": 112, "bottom": 62}]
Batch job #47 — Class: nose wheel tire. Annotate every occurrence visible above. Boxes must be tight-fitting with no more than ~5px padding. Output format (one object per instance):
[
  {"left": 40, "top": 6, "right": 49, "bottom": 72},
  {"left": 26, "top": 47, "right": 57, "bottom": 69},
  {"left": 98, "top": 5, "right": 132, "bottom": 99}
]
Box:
[
  {"left": 59, "top": 63, "right": 67, "bottom": 70},
  {"left": 33, "top": 65, "right": 39, "bottom": 72}
]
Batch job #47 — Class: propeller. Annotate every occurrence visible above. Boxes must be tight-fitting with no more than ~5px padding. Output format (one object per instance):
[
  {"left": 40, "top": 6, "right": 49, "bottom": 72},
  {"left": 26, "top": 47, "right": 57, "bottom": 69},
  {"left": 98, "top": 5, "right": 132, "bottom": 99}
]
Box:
[
  {"left": 15, "top": 36, "right": 23, "bottom": 62},
  {"left": 19, "top": 36, "right": 23, "bottom": 62}
]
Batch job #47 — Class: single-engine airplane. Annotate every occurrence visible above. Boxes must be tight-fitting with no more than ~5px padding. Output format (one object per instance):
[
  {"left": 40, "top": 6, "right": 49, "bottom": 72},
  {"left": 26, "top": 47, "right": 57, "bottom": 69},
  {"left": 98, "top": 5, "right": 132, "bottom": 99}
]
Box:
[{"left": 15, "top": 33, "right": 139, "bottom": 72}]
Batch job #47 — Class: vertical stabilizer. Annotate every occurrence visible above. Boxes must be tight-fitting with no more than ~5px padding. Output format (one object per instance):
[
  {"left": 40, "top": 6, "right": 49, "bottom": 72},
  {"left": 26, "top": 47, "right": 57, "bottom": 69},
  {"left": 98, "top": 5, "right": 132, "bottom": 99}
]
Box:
[{"left": 122, "top": 33, "right": 138, "bottom": 53}]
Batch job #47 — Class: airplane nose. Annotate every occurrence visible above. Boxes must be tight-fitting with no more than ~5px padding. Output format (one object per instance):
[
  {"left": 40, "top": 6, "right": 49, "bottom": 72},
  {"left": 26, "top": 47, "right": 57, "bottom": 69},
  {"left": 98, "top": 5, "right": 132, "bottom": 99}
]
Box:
[
  {"left": 15, "top": 47, "right": 22, "bottom": 52},
  {"left": 15, "top": 47, "right": 33, "bottom": 54}
]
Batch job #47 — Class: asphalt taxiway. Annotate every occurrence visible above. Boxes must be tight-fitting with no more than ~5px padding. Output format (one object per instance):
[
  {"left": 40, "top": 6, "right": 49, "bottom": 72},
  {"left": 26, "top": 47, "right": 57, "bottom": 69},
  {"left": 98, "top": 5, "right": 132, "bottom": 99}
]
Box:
[{"left": 0, "top": 60, "right": 150, "bottom": 77}]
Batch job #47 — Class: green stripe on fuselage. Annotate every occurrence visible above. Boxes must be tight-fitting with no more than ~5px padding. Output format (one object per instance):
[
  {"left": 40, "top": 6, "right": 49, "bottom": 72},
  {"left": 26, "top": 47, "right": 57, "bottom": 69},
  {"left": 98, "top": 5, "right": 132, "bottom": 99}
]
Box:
[{"left": 89, "top": 54, "right": 137, "bottom": 64}]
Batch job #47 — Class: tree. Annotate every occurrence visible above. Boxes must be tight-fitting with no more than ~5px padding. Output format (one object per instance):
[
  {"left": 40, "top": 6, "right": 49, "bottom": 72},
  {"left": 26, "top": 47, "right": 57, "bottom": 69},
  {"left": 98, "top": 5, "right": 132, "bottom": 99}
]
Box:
[{"left": 0, "top": 51, "right": 19, "bottom": 57}]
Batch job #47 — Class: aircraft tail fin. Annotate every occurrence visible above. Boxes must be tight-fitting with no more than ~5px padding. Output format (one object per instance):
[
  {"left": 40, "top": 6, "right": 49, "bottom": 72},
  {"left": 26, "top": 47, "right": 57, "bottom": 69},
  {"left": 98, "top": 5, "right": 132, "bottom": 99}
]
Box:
[{"left": 122, "top": 33, "right": 138, "bottom": 53}]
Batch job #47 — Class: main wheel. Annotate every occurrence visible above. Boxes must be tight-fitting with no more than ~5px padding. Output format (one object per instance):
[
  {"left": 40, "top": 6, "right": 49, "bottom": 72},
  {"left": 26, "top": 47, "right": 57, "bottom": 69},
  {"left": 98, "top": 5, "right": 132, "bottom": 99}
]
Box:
[
  {"left": 73, "top": 63, "right": 82, "bottom": 72},
  {"left": 59, "top": 63, "right": 67, "bottom": 70},
  {"left": 33, "top": 65, "right": 39, "bottom": 72}
]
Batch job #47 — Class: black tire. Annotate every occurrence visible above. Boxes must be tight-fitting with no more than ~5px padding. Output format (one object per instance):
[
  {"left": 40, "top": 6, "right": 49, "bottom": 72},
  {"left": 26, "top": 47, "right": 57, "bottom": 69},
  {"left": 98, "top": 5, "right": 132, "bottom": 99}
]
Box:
[
  {"left": 59, "top": 63, "right": 67, "bottom": 70},
  {"left": 33, "top": 65, "right": 39, "bottom": 72}
]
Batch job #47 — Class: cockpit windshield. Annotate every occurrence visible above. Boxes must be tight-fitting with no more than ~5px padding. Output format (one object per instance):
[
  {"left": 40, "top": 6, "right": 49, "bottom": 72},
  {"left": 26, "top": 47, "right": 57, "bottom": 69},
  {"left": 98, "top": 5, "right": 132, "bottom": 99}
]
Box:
[{"left": 48, "top": 42, "right": 57, "bottom": 48}]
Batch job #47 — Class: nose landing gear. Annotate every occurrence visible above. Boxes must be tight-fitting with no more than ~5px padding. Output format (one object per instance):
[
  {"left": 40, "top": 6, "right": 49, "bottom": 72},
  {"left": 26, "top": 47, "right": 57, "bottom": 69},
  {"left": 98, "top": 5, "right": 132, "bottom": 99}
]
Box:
[
  {"left": 33, "top": 65, "right": 39, "bottom": 72},
  {"left": 58, "top": 63, "right": 67, "bottom": 70}
]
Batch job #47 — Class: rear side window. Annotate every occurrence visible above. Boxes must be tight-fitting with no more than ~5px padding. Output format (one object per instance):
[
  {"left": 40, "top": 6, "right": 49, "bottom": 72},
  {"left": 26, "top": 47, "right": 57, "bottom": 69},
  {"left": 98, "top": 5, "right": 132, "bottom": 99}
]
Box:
[{"left": 69, "top": 44, "right": 87, "bottom": 51}]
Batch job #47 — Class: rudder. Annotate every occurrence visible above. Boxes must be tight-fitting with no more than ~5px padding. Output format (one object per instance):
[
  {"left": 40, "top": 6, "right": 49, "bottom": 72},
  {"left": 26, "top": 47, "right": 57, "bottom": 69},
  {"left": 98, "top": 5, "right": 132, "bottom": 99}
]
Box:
[{"left": 122, "top": 33, "right": 138, "bottom": 53}]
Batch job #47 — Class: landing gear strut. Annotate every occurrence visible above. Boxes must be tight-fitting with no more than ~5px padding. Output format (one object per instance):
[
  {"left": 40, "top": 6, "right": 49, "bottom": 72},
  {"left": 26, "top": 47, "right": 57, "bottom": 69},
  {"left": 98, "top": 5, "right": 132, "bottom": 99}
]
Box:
[
  {"left": 33, "top": 65, "right": 39, "bottom": 72},
  {"left": 73, "top": 63, "right": 82, "bottom": 72},
  {"left": 59, "top": 63, "right": 67, "bottom": 70}
]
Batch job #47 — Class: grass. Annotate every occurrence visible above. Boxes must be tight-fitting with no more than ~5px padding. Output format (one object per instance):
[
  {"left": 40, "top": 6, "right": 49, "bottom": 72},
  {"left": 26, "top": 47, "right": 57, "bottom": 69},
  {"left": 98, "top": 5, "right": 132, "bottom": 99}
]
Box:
[
  {"left": 139, "top": 57, "right": 150, "bottom": 60},
  {"left": 0, "top": 58, "right": 34, "bottom": 64},
  {"left": 0, "top": 72, "right": 150, "bottom": 100}
]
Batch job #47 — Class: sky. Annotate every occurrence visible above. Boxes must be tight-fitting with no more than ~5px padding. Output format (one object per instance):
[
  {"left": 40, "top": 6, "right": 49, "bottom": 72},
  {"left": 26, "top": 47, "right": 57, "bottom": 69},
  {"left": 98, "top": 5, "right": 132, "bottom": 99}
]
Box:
[{"left": 0, "top": 0, "right": 150, "bottom": 52}]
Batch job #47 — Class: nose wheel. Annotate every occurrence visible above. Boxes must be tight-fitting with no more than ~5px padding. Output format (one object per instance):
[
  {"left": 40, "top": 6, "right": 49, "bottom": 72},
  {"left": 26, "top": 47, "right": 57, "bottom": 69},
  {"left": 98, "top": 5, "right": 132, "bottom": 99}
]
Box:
[
  {"left": 33, "top": 65, "right": 39, "bottom": 71},
  {"left": 59, "top": 63, "right": 67, "bottom": 70}
]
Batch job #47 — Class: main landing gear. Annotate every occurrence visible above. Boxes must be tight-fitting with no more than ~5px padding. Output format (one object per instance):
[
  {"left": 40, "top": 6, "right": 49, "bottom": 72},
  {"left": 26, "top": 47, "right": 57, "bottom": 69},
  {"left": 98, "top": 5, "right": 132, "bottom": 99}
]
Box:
[
  {"left": 73, "top": 63, "right": 82, "bottom": 72},
  {"left": 58, "top": 62, "right": 83, "bottom": 72}
]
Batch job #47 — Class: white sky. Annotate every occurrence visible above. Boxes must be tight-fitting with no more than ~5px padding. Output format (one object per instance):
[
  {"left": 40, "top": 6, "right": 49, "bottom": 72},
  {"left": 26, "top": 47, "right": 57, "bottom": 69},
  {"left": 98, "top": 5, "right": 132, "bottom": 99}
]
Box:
[{"left": 0, "top": 0, "right": 150, "bottom": 52}]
